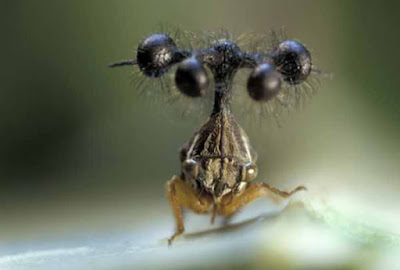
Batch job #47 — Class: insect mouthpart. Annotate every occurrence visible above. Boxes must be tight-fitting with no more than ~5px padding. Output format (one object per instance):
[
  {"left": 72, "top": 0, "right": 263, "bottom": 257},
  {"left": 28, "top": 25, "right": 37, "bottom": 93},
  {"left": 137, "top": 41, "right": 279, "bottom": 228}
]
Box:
[{"left": 212, "top": 181, "right": 232, "bottom": 198}]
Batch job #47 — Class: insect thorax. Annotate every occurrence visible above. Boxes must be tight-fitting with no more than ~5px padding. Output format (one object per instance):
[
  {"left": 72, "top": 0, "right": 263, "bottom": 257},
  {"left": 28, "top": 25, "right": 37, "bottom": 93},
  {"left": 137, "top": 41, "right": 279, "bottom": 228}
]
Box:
[{"left": 180, "top": 109, "right": 257, "bottom": 198}]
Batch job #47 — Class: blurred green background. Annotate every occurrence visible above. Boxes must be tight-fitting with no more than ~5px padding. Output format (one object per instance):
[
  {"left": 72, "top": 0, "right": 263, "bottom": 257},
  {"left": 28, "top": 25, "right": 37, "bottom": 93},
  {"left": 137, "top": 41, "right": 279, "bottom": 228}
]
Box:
[{"left": 1, "top": 0, "right": 399, "bottom": 258}]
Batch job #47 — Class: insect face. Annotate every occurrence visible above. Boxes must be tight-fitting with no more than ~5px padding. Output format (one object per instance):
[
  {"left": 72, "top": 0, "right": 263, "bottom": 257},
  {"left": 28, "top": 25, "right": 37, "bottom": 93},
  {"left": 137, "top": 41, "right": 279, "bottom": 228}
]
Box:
[{"left": 182, "top": 157, "right": 256, "bottom": 198}]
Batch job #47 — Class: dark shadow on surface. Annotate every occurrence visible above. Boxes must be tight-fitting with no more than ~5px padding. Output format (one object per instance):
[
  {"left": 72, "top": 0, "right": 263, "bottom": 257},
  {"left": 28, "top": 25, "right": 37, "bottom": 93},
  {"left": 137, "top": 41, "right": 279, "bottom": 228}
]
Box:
[
  {"left": 183, "top": 214, "right": 280, "bottom": 240},
  {"left": 162, "top": 201, "right": 307, "bottom": 244}
]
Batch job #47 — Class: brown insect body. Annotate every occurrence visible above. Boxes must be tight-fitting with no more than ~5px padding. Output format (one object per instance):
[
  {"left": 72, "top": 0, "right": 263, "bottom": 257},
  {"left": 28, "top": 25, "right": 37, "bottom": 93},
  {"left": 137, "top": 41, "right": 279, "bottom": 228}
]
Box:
[
  {"left": 181, "top": 107, "right": 256, "bottom": 200},
  {"left": 110, "top": 32, "right": 313, "bottom": 245},
  {"left": 180, "top": 42, "right": 257, "bottom": 201}
]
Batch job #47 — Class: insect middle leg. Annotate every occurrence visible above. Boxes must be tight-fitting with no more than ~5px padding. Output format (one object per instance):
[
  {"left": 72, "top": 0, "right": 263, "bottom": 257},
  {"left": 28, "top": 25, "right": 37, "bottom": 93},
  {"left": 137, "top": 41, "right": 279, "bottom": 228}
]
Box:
[
  {"left": 166, "top": 175, "right": 213, "bottom": 245},
  {"left": 218, "top": 183, "right": 306, "bottom": 218}
]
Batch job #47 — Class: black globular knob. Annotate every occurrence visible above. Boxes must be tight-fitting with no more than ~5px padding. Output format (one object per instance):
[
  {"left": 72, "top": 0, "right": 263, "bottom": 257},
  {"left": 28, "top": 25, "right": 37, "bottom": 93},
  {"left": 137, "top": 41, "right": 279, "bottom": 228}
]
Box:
[
  {"left": 136, "top": 34, "right": 177, "bottom": 77},
  {"left": 247, "top": 63, "right": 282, "bottom": 101},
  {"left": 272, "top": 40, "right": 312, "bottom": 85},
  {"left": 175, "top": 58, "right": 209, "bottom": 98}
]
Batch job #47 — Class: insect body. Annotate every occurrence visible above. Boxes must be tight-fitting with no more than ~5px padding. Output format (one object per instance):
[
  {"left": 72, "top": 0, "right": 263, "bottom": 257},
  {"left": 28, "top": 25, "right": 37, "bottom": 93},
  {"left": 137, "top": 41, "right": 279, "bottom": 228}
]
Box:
[{"left": 110, "top": 31, "right": 314, "bottom": 244}]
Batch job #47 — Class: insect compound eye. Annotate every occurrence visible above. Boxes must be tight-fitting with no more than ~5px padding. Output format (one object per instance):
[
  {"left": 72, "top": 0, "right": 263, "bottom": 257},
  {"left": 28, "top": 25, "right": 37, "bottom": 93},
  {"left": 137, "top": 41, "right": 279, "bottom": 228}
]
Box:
[
  {"left": 247, "top": 63, "right": 282, "bottom": 102},
  {"left": 175, "top": 58, "right": 209, "bottom": 98},
  {"left": 243, "top": 163, "right": 258, "bottom": 182},
  {"left": 182, "top": 159, "right": 199, "bottom": 179},
  {"left": 272, "top": 40, "right": 312, "bottom": 85},
  {"left": 136, "top": 34, "right": 178, "bottom": 77}
]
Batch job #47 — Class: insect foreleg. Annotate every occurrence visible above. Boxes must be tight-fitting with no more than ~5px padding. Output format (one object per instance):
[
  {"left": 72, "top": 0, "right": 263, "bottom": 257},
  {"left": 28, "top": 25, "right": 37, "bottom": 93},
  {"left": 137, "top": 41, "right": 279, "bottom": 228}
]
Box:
[
  {"left": 166, "top": 175, "right": 213, "bottom": 244},
  {"left": 218, "top": 183, "right": 306, "bottom": 217}
]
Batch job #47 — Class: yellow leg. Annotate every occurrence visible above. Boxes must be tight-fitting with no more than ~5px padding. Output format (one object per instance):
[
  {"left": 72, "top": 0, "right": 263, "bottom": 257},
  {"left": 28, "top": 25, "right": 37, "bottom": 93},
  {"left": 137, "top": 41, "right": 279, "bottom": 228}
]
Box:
[
  {"left": 166, "top": 175, "right": 213, "bottom": 245},
  {"left": 218, "top": 183, "right": 306, "bottom": 217}
]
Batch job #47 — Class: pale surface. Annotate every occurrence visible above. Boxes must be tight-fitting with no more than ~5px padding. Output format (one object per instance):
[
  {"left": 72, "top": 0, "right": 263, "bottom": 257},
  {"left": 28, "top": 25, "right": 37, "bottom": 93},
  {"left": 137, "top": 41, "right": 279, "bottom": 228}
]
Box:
[{"left": 2, "top": 193, "right": 399, "bottom": 270}]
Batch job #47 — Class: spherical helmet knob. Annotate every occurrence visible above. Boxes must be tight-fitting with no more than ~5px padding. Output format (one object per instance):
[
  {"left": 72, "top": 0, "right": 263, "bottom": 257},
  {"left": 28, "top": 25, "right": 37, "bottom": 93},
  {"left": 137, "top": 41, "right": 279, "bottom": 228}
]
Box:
[
  {"left": 247, "top": 63, "right": 282, "bottom": 101},
  {"left": 136, "top": 34, "right": 177, "bottom": 77},
  {"left": 175, "top": 58, "right": 209, "bottom": 97},
  {"left": 272, "top": 40, "right": 312, "bottom": 85}
]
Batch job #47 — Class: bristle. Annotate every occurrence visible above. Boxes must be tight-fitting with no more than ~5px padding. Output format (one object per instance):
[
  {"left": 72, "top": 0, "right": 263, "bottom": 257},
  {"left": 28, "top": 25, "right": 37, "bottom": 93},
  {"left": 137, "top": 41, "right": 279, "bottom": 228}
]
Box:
[{"left": 108, "top": 59, "right": 136, "bottom": 68}]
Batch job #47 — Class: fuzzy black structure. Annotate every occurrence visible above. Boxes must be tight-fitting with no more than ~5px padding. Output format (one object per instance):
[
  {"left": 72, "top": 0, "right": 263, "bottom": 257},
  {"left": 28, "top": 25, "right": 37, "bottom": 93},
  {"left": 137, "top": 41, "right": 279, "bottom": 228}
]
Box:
[{"left": 109, "top": 28, "right": 325, "bottom": 123}]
